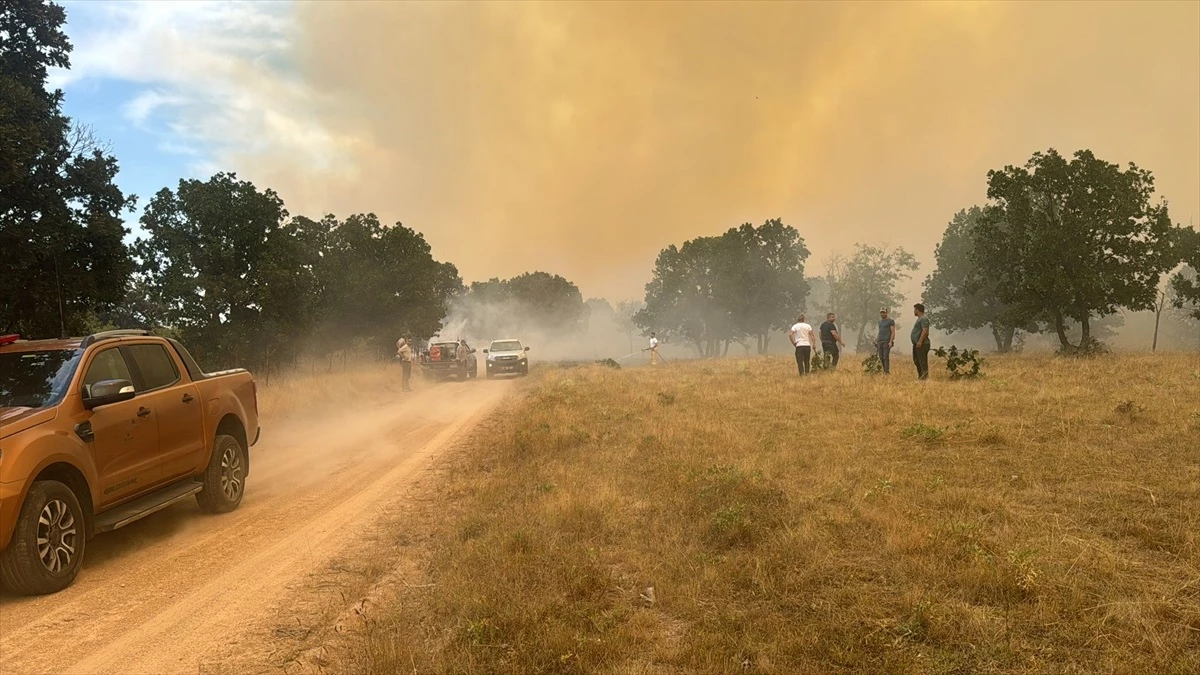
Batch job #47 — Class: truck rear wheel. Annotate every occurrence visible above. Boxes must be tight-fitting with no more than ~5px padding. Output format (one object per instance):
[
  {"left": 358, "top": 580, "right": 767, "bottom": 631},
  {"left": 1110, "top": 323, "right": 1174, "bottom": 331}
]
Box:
[
  {"left": 0, "top": 480, "right": 87, "bottom": 596},
  {"left": 196, "top": 434, "right": 246, "bottom": 514}
]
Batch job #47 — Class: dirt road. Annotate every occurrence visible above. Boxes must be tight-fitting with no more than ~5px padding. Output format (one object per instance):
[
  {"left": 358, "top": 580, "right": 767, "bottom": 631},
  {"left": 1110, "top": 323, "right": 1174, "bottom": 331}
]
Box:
[{"left": 0, "top": 379, "right": 510, "bottom": 674}]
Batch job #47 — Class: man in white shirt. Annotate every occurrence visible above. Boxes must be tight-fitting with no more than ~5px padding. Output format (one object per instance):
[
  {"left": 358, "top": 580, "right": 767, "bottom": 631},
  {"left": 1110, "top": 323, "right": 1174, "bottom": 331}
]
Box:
[
  {"left": 396, "top": 337, "right": 413, "bottom": 392},
  {"left": 648, "top": 332, "right": 660, "bottom": 365},
  {"left": 788, "top": 314, "right": 819, "bottom": 376}
]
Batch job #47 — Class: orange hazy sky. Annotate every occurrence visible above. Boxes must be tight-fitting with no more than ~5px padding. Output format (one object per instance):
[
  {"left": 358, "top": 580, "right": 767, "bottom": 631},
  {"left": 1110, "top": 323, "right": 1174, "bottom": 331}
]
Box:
[{"left": 234, "top": 0, "right": 1199, "bottom": 301}]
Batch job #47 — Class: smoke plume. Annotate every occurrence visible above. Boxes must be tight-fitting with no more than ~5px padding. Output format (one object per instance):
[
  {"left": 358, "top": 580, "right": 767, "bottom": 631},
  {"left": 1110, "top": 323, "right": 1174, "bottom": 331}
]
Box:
[{"left": 236, "top": 1, "right": 1199, "bottom": 301}]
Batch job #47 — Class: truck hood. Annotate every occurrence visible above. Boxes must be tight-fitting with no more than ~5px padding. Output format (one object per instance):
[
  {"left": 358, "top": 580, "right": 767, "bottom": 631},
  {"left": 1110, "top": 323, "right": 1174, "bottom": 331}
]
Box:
[
  {"left": 489, "top": 350, "right": 525, "bottom": 358},
  {"left": 0, "top": 407, "right": 58, "bottom": 440}
]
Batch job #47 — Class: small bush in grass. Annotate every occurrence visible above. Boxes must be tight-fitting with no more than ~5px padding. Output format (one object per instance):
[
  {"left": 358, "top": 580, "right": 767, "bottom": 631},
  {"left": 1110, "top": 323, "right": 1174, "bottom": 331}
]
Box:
[
  {"left": 657, "top": 391, "right": 677, "bottom": 405},
  {"left": 596, "top": 358, "right": 621, "bottom": 369},
  {"left": 810, "top": 352, "right": 830, "bottom": 371},
  {"left": 902, "top": 423, "right": 946, "bottom": 443},
  {"left": 863, "top": 353, "right": 883, "bottom": 374},
  {"left": 933, "top": 345, "right": 985, "bottom": 379},
  {"left": 1115, "top": 400, "right": 1145, "bottom": 416},
  {"left": 1059, "top": 336, "right": 1108, "bottom": 357}
]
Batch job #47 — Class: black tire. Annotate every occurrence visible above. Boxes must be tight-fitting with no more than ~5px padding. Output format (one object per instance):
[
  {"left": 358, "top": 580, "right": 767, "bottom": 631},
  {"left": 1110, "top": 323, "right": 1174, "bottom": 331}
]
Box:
[
  {"left": 196, "top": 434, "right": 246, "bottom": 514},
  {"left": 0, "top": 480, "right": 87, "bottom": 596}
]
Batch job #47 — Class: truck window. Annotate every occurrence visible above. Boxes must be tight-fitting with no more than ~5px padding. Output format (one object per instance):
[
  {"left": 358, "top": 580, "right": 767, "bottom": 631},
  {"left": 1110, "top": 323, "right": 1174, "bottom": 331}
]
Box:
[
  {"left": 83, "top": 348, "right": 134, "bottom": 395},
  {"left": 0, "top": 349, "right": 82, "bottom": 408},
  {"left": 126, "top": 344, "right": 180, "bottom": 392}
]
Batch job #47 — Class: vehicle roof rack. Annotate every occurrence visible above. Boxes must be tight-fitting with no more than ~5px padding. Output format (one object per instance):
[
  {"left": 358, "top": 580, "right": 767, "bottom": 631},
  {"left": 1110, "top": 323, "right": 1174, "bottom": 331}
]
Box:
[{"left": 81, "top": 329, "right": 151, "bottom": 348}]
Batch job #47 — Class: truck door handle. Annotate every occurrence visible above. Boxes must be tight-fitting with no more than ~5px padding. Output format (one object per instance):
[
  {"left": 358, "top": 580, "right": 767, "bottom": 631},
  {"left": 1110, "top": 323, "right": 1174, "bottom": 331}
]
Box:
[
  {"left": 182, "top": 393, "right": 195, "bottom": 403},
  {"left": 137, "top": 407, "right": 151, "bottom": 418}
]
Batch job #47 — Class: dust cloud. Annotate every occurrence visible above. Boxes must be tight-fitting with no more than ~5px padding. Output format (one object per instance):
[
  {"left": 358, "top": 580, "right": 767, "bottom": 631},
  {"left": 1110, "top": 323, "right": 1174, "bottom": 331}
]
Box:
[{"left": 236, "top": 1, "right": 1199, "bottom": 301}]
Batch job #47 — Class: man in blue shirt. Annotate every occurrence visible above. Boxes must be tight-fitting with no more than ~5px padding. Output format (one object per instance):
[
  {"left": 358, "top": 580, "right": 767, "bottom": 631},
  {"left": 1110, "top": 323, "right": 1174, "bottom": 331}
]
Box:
[
  {"left": 876, "top": 308, "right": 896, "bottom": 374},
  {"left": 912, "top": 303, "right": 932, "bottom": 380}
]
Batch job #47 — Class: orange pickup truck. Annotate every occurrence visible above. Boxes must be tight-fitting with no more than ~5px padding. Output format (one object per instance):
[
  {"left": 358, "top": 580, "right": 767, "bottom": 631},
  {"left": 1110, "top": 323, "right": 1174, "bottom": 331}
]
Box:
[{"left": 0, "top": 330, "right": 260, "bottom": 595}]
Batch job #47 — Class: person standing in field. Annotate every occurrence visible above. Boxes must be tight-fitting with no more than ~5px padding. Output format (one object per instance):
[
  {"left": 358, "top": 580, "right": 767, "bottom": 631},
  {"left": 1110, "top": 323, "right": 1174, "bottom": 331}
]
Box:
[
  {"left": 912, "top": 303, "right": 932, "bottom": 380},
  {"left": 396, "top": 337, "right": 413, "bottom": 392},
  {"left": 789, "top": 313, "right": 819, "bottom": 376},
  {"left": 819, "top": 312, "right": 845, "bottom": 369},
  {"left": 649, "top": 332, "right": 660, "bottom": 365},
  {"left": 877, "top": 308, "right": 896, "bottom": 374}
]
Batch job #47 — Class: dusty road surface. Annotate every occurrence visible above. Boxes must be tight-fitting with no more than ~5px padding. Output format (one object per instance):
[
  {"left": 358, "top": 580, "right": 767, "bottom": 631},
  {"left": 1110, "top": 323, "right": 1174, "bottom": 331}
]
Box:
[{"left": 0, "top": 378, "right": 510, "bottom": 674}]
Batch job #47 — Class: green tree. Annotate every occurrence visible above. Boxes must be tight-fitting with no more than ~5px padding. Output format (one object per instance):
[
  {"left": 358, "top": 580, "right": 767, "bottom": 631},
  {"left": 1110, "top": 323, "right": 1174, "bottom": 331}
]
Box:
[
  {"left": 973, "top": 149, "right": 1177, "bottom": 351},
  {"left": 826, "top": 244, "right": 919, "bottom": 350},
  {"left": 1170, "top": 228, "right": 1200, "bottom": 321},
  {"left": 134, "top": 173, "right": 316, "bottom": 370},
  {"left": 636, "top": 220, "right": 810, "bottom": 357},
  {"left": 313, "top": 213, "right": 462, "bottom": 354},
  {"left": 452, "top": 272, "right": 586, "bottom": 340},
  {"left": 721, "top": 219, "right": 811, "bottom": 354},
  {"left": 636, "top": 236, "right": 740, "bottom": 357},
  {"left": 0, "top": 0, "right": 136, "bottom": 337},
  {"left": 923, "top": 207, "right": 1026, "bottom": 352}
]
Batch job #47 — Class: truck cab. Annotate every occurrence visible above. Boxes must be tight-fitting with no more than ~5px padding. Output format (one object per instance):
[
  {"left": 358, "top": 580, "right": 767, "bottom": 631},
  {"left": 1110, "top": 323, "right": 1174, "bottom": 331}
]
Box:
[
  {"left": 483, "top": 339, "right": 530, "bottom": 378},
  {"left": 0, "top": 330, "right": 260, "bottom": 595}
]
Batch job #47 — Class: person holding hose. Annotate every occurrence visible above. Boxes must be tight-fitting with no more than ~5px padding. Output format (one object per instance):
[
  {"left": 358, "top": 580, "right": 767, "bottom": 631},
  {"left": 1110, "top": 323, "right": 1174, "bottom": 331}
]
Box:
[{"left": 789, "top": 313, "right": 819, "bottom": 376}]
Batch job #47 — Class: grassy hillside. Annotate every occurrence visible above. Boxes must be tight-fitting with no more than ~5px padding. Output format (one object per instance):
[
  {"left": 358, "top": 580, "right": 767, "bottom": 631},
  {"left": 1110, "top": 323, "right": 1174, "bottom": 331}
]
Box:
[{"left": 356, "top": 353, "right": 1199, "bottom": 674}]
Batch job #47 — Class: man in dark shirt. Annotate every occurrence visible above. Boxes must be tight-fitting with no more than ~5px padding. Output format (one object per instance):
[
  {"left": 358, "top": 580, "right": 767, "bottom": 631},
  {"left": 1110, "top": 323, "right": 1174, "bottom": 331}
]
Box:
[
  {"left": 819, "top": 313, "right": 845, "bottom": 369},
  {"left": 912, "top": 303, "right": 932, "bottom": 380},
  {"left": 877, "top": 308, "right": 896, "bottom": 374}
]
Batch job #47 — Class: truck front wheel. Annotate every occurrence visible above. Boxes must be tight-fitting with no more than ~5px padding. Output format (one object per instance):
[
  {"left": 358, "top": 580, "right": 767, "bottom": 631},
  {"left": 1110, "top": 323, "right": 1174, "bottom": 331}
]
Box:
[
  {"left": 196, "top": 434, "right": 246, "bottom": 514},
  {"left": 0, "top": 480, "right": 87, "bottom": 596}
]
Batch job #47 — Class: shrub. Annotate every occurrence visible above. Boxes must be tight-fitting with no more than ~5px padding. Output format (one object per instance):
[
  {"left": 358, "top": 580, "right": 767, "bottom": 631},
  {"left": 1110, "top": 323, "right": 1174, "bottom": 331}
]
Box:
[
  {"left": 596, "top": 358, "right": 621, "bottom": 369},
  {"left": 1059, "top": 335, "right": 1108, "bottom": 357},
  {"left": 811, "top": 351, "right": 830, "bottom": 371},
  {"left": 862, "top": 353, "right": 883, "bottom": 374},
  {"left": 933, "top": 345, "right": 985, "bottom": 379},
  {"left": 901, "top": 423, "right": 946, "bottom": 443}
]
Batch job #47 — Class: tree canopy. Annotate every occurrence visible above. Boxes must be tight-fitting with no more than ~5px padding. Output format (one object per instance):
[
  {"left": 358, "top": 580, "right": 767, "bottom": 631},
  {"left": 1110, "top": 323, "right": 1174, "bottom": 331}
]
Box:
[
  {"left": 825, "top": 244, "right": 919, "bottom": 350},
  {"left": 0, "top": 0, "right": 136, "bottom": 337},
  {"left": 971, "top": 148, "right": 1178, "bottom": 351},
  {"left": 923, "top": 207, "right": 1026, "bottom": 352},
  {"left": 635, "top": 219, "right": 810, "bottom": 356}
]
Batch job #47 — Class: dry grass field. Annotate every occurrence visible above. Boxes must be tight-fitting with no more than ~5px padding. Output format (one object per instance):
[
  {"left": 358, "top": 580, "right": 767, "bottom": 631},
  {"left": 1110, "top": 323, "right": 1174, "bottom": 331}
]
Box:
[{"left": 353, "top": 353, "right": 1199, "bottom": 674}]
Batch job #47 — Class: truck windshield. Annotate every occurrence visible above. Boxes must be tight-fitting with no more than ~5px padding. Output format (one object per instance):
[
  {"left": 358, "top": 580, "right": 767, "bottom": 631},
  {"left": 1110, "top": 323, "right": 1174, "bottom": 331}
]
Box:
[
  {"left": 490, "top": 341, "right": 522, "bottom": 352},
  {"left": 0, "top": 350, "right": 82, "bottom": 409}
]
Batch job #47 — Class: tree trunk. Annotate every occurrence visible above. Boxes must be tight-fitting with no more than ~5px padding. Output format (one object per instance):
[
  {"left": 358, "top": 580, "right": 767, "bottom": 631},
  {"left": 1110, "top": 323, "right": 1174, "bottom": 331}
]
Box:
[
  {"left": 763, "top": 333, "right": 770, "bottom": 354},
  {"left": 1152, "top": 292, "right": 1165, "bottom": 352},
  {"left": 991, "top": 324, "right": 1015, "bottom": 353},
  {"left": 1053, "top": 312, "right": 1072, "bottom": 350},
  {"left": 1081, "top": 316, "right": 1091, "bottom": 345},
  {"left": 1152, "top": 312, "right": 1161, "bottom": 352},
  {"left": 722, "top": 340, "right": 731, "bottom": 357}
]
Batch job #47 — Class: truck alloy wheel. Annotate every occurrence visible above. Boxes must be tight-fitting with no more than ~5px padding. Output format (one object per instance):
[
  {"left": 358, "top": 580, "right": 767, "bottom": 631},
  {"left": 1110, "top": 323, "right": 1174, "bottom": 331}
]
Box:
[
  {"left": 197, "top": 435, "right": 246, "bottom": 514},
  {"left": 0, "top": 480, "right": 87, "bottom": 596}
]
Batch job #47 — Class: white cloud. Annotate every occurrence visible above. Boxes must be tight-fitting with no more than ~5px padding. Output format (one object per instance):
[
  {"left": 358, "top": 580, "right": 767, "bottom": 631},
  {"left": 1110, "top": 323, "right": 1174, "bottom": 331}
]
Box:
[{"left": 54, "top": 0, "right": 353, "bottom": 175}]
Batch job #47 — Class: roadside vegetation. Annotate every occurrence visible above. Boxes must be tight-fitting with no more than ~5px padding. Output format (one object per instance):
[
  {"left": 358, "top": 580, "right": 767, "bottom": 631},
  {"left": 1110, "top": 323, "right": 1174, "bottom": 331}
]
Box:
[{"left": 352, "top": 354, "right": 1199, "bottom": 674}]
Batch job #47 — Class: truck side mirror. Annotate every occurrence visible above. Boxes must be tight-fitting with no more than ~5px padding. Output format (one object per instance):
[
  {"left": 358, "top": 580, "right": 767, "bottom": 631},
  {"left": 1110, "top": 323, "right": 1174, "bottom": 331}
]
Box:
[
  {"left": 84, "top": 379, "right": 136, "bottom": 410},
  {"left": 483, "top": 349, "right": 489, "bottom": 354},
  {"left": 524, "top": 346, "right": 531, "bottom": 352}
]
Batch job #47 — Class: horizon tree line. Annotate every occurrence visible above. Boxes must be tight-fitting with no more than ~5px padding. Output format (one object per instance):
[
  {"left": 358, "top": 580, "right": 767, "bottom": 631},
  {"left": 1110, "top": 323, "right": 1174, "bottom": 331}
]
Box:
[{"left": 3, "top": 0, "right": 1199, "bottom": 371}]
